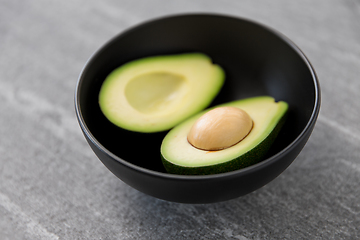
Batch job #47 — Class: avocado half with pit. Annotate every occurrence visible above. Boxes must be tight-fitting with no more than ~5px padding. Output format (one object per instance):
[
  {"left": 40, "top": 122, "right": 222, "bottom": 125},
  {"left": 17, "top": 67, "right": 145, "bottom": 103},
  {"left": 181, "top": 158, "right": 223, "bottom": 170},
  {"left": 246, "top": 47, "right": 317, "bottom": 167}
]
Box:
[
  {"left": 99, "top": 53, "right": 225, "bottom": 133},
  {"left": 161, "top": 96, "right": 288, "bottom": 175}
]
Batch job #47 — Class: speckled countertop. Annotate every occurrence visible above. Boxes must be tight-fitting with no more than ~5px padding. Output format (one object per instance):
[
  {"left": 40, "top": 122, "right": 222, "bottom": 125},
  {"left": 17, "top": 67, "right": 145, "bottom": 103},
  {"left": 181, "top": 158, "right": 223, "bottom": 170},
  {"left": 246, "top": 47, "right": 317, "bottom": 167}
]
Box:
[{"left": 1, "top": 0, "right": 360, "bottom": 239}]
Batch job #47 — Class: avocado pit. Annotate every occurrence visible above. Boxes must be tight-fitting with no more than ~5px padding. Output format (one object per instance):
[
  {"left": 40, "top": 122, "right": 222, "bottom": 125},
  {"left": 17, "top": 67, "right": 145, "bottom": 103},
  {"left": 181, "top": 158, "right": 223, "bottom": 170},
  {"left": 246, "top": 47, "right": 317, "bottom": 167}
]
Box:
[{"left": 187, "top": 106, "right": 253, "bottom": 151}]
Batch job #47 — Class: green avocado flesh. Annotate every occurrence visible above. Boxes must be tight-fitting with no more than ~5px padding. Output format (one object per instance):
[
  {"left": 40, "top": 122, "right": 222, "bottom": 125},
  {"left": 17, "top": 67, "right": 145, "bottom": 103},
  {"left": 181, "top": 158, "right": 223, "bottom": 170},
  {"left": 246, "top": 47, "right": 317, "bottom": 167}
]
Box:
[
  {"left": 98, "top": 53, "right": 225, "bottom": 133},
  {"left": 160, "top": 96, "right": 288, "bottom": 175}
]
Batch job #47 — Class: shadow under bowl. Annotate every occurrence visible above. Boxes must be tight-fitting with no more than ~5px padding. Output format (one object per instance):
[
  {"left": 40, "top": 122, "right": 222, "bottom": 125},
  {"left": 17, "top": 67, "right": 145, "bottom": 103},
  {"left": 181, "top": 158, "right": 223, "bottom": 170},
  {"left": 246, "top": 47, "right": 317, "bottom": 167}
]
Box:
[{"left": 75, "top": 13, "right": 320, "bottom": 204}]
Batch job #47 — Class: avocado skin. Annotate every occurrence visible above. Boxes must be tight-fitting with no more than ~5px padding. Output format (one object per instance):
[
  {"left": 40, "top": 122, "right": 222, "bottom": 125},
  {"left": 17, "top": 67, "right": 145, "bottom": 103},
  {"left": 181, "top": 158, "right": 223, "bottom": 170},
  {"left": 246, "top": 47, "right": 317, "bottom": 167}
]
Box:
[{"left": 161, "top": 112, "right": 287, "bottom": 175}]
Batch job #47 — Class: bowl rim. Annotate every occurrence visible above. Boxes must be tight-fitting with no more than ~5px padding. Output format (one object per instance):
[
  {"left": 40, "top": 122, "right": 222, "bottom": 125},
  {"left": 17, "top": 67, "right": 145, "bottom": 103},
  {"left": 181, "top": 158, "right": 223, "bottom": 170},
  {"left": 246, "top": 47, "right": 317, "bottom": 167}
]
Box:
[{"left": 74, "top": 12, "right": 321, "bottom": 181}]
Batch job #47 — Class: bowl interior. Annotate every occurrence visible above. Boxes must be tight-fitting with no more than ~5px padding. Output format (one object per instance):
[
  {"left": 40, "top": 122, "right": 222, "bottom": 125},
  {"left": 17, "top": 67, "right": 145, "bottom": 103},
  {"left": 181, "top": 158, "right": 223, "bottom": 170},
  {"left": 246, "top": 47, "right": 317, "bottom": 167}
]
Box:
[{"left": 77, "top": 14, "right": 318, "bottom": 174}]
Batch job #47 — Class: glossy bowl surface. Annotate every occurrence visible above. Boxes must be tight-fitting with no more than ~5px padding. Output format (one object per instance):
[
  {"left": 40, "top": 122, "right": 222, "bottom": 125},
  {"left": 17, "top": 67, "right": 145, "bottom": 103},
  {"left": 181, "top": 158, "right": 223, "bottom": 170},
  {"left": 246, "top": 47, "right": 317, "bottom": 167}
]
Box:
[{"left": 75, "top": 14, "right": 320, "bottom": 203}]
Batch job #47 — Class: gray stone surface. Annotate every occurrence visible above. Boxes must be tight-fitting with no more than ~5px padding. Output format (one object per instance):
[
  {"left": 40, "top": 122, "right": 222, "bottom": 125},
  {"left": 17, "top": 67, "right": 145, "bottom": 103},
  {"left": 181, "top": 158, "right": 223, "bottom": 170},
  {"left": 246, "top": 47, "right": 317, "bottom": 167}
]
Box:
[{"left": 1, "top": 0, "right": 360, "bottom": 239}]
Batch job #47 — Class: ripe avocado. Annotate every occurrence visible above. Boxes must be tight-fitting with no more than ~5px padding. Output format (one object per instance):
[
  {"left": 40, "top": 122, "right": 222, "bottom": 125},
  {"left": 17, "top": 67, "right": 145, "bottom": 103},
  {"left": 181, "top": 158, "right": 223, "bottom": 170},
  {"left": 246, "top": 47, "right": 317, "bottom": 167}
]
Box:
[
  {"left": 160, "top": 96, "right": 288, "bottom": 175},
  {"left": 99, "top": 53, "right": 225, "bottom": 133}
]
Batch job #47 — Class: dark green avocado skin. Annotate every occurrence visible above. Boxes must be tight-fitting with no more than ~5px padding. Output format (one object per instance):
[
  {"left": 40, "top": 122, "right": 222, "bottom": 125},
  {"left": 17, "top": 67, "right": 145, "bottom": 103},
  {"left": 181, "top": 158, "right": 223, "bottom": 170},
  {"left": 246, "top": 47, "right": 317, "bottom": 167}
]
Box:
[{"left": 161, "top": 113, "right": 287, "bottom": 175}]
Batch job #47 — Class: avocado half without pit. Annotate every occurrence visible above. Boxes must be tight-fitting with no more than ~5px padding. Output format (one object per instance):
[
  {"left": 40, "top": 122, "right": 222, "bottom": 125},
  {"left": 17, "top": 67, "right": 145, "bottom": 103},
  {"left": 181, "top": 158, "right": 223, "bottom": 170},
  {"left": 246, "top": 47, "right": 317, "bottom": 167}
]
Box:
[
  {"left": 161, "top": 96, "right": 288, "bottom": 175},
  {"left": 99, "top": 53, "right": 225, "bottom": 133}
]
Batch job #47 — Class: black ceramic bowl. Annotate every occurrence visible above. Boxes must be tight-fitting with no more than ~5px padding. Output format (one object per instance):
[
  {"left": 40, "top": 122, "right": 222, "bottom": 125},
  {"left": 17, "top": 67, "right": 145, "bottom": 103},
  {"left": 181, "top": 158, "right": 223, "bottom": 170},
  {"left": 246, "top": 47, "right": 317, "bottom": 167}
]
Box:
[{"left": 75, "top": 14, "right": 320, "bottom": 204}]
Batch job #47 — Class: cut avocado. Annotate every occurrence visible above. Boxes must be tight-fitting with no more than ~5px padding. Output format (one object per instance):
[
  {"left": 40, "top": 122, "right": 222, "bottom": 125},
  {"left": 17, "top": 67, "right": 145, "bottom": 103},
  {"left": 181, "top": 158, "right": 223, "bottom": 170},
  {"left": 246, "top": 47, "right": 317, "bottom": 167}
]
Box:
[
  {"left": 161, "top": 96, "right": 288, "bottom": 175},
  {"left": 99, "top": 53, "right": 225, "bottom": 133}
]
